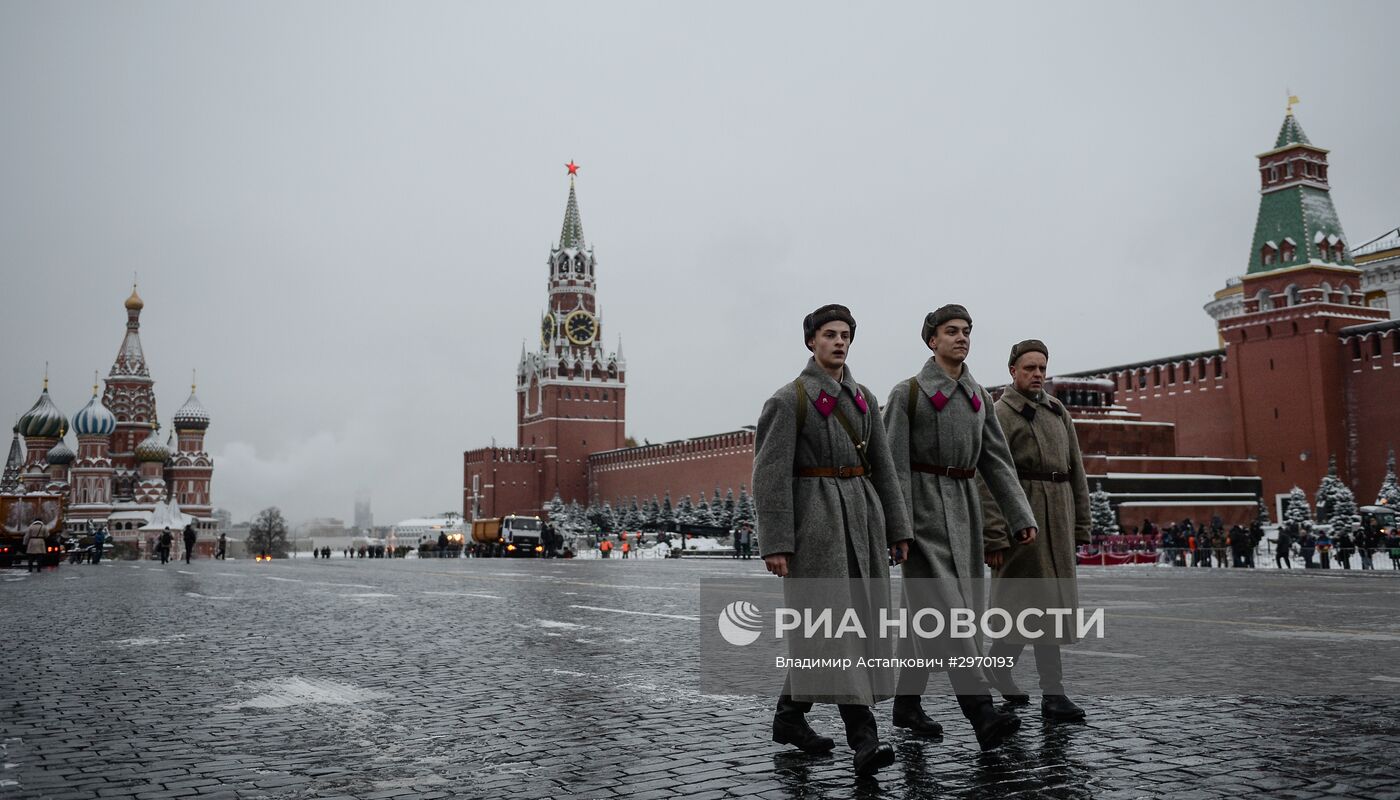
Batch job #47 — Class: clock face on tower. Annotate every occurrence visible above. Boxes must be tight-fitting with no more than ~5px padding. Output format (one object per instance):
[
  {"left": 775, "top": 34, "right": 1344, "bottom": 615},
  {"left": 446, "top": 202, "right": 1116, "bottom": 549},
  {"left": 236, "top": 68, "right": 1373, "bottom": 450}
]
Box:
[
  {"left": 541, "top": 312, "right": 555, "bottom": 347},
  {"left": 565, "top": 310, "right": 598, "bottom": 345}
]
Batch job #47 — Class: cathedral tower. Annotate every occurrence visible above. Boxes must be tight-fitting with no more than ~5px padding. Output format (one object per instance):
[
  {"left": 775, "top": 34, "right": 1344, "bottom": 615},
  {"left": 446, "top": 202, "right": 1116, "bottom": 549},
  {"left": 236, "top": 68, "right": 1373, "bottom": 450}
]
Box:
[{"left": 104, "top": 285, "right": 159, "bottom": 501}]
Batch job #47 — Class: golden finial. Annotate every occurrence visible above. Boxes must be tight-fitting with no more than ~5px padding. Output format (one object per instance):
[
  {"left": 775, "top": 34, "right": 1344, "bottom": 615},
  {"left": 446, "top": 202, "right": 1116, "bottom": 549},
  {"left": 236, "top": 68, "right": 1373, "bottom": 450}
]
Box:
[
  {"left": 92, "top": 370, "right": 99, "bottom": 396},
  {"left": 43, "top": 361, "right": 49, "bottom": 391},
  {"left": 191, "top": 368, "right": 197, "bottom": 393},
  {"left": 1286, "top": 90, "right": 1300, "bottom": 116}
]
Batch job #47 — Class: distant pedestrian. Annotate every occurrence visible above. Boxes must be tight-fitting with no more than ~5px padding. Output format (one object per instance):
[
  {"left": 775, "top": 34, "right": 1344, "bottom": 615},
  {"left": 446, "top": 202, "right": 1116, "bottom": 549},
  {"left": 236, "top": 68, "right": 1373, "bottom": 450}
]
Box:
[
  {"left": 24, "top": 519, "right": 47, "bottom": 573},
  {"left": 1388, "top": 532, "right": 1400, "bottom": 570},
  {"left": 158, "top": 527, "right": 173, "bottom": 565},
  {"left": 621, "top": 538, "right": 631, "bottom": 559},
  {"left": 1300, "top": 531, "right": 1316, "bottom": 568},
  {"left": 1275, "top": 527, "right": 1293, "bottom": 569},
  {"left": 183, "top": 523, "right": 198, "bottom": 564},
  {"left": 92, "top": 524, "right": 107, "bottom": 565},
  {"left": 216, "top": 533, "right": 227, "bottom": 560},
  {"left": 1336, "top": 532, "right": 1354, "bottom": 569},
  {"left": 1316, "top": 533, "right": 1332, "bottom": 569},
  {"left": 599, "top": 538, "right": 612, "bottom": 559}
]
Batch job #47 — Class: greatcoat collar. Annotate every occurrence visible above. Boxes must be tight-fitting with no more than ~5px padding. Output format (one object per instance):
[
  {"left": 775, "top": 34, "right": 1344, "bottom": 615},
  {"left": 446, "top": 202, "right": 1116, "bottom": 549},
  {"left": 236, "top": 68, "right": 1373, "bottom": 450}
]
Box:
[
  {"left": 1000, "top": 385, "right": 1062, "bottom": 420},
  {"left": 915, "top": 356, "right": 981, "bottom": 402},
  {"left": 799, "top": 358, "right": 867, "bottom": 412}
]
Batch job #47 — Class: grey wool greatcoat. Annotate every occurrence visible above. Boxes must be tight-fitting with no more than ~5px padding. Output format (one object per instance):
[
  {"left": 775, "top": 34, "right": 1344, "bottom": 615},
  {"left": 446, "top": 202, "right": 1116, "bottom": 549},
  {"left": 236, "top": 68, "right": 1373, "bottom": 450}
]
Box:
[
  {"left": 884, "top": 359, "right": 1035, "bottom": 606},
  {"left": 979, "top": 386, "right": 1091, "bottom": 644},
  {"left": 754, "top": 359, "right": 912, "bottom": 704},
  {"left": 755, "top": 358, "right": 912, "bottom": 580}
]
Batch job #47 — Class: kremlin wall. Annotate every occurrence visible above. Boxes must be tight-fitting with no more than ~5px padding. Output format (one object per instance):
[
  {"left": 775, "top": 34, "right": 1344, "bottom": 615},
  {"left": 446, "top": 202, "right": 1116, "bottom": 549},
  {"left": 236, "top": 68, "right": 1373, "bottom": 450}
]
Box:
[{"left": 465, "top": 111, "right": 1400, "bottom": 530}]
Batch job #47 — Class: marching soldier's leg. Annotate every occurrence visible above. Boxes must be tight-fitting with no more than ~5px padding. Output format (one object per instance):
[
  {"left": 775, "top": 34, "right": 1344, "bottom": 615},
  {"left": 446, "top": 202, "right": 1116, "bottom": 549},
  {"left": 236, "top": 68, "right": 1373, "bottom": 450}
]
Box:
[
  {"left": 772, "top": 674, "right": 835, "bottom": 753},
  {"left": 890, "top": 584, "right": 943, "bottom": 736},
  {"left": 987, "top": 640, "right": 1030, "bottom": 706},
  {"left": 948, "top": 658, "right": 1022, "bottom": 751},
  {"left": 838, "top": 703, "right": 895, "bottom": 776},
  {"left": 1034, "top": 644, "right": 1086, "bottom": 721}
]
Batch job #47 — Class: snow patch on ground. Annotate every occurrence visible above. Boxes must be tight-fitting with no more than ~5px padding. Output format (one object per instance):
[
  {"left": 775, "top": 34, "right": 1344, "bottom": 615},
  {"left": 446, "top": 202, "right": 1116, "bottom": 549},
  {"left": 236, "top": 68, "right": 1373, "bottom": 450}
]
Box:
[
  {"left": 534, "top": 619, "right": 586, "bottom": 630},
  {"left": 341, "top": 593, "right": 396, "bottom": 598},
  {"left": 1240, "top": 629, "right": 1400, "bottom": 644},
  {"left": 225, "top": 676, "right": 387, "bottom": 710},
  {"left": 107, "top": 635, "right": 186, "bottom": 647},
  {"left": 185, "top": 592, "right": 236, "bottom": 601},
  {"left": 421, "top": 591, "right": 502, "bottom": 599}
]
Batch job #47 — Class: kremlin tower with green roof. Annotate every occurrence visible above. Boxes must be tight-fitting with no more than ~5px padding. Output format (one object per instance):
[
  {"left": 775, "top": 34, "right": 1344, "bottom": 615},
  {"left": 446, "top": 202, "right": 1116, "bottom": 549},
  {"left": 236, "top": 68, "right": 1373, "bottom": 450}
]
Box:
[{"left": 1246, "top": 108, "right": 1352, "bottom": 274}]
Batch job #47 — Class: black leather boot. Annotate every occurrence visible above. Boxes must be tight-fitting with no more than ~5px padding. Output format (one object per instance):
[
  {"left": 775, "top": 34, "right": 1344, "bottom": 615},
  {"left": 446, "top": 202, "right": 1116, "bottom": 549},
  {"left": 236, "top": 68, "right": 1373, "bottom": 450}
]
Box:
[
  {"left": 839, "top": 704, "right": 895, "bottom": 776},
  {"left": 988, "top": 668, "right": 1030, "bottom": 707},
  {"left": 891, "top": 695, "right": 943, "bottom": 736},
  {"left": 956, "top": 693, "right": 1021, "bottom": 751},
  {"left": 772, "top": 695, "right": 835, "bottom": 753},
  {"left": 1041, "top": 694, "right": 1086, "bottom": 722}
]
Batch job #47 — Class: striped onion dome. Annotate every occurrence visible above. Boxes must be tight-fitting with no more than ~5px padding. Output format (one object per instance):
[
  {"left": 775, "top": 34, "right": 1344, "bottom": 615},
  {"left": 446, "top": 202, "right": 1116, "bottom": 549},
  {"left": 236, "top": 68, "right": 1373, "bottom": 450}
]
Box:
[
  {"left": 46, "top": 438, "right": 75, "bottom": 466},
  {"left": 134, "top": 425, "right": 170, "bottom": 463},
  {"left": 18, "top": 384, "right": 66, "bottom": 438},
  {"left": 173, "top": 388, "right": 210, "bottom": 430},
  {"left": 72, "top": 389, "right": 117, "bottom": 437}
]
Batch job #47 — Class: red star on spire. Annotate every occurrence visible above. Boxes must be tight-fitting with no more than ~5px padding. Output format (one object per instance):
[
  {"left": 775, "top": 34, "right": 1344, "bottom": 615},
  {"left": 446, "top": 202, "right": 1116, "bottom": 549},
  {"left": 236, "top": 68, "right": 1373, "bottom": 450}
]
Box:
[{"left": 566, "top": 160, "right": 580, "bottom": 176}]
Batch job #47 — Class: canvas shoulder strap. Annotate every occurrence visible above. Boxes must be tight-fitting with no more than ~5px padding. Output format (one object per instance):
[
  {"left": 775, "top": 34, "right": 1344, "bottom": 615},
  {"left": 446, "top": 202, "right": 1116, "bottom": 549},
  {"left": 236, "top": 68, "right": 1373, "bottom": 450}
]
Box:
[{"left": 793, "top": 378, "right": 807, "bottom": 431}]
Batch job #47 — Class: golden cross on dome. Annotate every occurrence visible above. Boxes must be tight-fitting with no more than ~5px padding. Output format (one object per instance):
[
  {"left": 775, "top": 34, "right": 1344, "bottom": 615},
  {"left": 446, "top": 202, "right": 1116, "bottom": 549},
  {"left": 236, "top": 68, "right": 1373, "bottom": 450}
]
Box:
[{"left": 1286, "top": 90, "right": 1300, "bottom": 116}]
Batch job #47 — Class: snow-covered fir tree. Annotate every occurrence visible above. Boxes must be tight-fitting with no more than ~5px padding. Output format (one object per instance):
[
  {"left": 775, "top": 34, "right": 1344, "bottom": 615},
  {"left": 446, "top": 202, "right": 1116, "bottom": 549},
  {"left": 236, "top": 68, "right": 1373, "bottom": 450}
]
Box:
[
  {"left": 675, "top": 494, "right": 695, "bottom": 526},
  {"left": 564, "top": 499, "right": 584, "bottom": 535},
  {"left": 1284, "top": 486, "right": 1311, "bottom": 527},
  {"left": 723, "top": 488, "right": 736, "bottom": 527},
  {"left": 641, "top": 495, "right": 660, "bottom": 530},
  {"left": 1255, "top": 495, "right": 1271, "bottom": 526},
  {"left": 733, "top": 485, "right": 755, "bottom": 531},
  {"left": 660, "top": 492, "right": 676, "bottom": 530},
  {"left": 544, "top": 491, "right": 566, "bottom": 525},
  {"left": 1089, "top": 483, "right": 1119, "bottom": 536},
  {"left": 695, "top": 493, "right": 714, "bottom": 526},
  {"left": 1327, "top": 484, "right": 1361, "bottom": 537},
  {"left": 711, "top": 487, "right": 725, "bottom": 524},
  {"left": 1314, "top": 455, "right": 1345, "bottom": 523},
  {"left": 1375, "top": 449, "right": 1400, "bottom": 508}
]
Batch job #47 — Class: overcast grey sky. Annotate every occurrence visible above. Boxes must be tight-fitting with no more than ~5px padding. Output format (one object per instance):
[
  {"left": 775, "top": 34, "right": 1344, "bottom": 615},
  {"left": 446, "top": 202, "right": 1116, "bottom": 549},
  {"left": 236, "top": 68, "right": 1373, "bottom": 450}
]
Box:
[{"left": 3, "top": 1, "right": 1397, "bottom": 526}]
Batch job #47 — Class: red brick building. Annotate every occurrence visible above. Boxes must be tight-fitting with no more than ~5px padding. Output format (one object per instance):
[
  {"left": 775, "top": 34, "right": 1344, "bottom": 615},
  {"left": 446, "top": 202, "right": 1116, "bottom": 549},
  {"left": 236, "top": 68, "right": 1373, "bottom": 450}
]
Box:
[
  {"left": 1069, "top": 110, "right": 1398, "bottom": 518},
  {"left": 467, "top": 113, "right": 1399, "bottom": 528},
  {"left": 463, "top": 168, "right": 628, "bottom": 518}
]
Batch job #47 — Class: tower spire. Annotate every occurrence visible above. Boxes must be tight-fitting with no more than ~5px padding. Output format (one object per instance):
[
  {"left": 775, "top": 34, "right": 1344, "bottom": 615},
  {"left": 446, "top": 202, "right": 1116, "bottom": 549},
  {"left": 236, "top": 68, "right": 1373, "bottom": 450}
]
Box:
[{"left": 559, "top": 162, "right": 585, "bottom": 250}]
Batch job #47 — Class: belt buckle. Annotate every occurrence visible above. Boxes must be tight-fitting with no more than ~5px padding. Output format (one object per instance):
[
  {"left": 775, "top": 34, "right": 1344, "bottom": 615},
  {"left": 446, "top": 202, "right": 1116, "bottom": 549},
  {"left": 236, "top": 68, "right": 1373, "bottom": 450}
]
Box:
[
  {"left": 837, "top": 466, "right": 851, "bottom": 478},
  {"left": 1053, "top": 471, "right": 1067, "bottom": 481}
]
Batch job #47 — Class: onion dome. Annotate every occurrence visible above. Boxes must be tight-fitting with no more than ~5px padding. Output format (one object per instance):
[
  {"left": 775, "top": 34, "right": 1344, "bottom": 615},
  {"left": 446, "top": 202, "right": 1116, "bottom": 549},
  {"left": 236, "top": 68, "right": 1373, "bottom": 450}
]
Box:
[
  {"left": 135, "top": 425, "right": 170, "bottom": 463},
  {"left": 72, "top": 385, "right": 117, "bottom": 437},
  {"left": 46, "top": 438, "right": 75, "bottom": 466},
  {"left": 173, "top": 385, "right": 210, "bottom": 431},
  {"left": 125, "top": 285, "right": 144, "bottom": 311},
  {"left": 18, "top": 382, "right": 66, "bottom": 438}
]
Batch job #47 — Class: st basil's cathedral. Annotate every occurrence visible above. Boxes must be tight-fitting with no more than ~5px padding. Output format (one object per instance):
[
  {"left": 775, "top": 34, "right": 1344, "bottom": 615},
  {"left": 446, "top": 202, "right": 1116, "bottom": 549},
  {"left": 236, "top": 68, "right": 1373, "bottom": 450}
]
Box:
[{"left": 2, "top": 286, "right": 216, "bottom": 555}]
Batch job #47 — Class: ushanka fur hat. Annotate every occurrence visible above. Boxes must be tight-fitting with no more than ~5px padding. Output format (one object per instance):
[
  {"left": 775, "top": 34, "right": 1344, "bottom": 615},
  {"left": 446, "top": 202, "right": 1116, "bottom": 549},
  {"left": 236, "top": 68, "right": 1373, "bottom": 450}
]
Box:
[
  {"left": 803, "top": 304, "right": 857, "bottom": 350},
  {"left": 1008, "top": 338, "right": 1049, "bottom": 366},
  {"left": 921, "top": 304, "right": 972, "bottom": 343}
]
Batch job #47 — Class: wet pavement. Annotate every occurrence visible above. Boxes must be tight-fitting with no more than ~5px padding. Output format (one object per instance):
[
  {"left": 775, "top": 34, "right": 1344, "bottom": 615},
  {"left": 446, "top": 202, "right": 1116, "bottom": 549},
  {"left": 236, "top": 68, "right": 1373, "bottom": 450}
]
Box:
[{"left": 2, "top": 557, "right": 1398, "bottom": 799}]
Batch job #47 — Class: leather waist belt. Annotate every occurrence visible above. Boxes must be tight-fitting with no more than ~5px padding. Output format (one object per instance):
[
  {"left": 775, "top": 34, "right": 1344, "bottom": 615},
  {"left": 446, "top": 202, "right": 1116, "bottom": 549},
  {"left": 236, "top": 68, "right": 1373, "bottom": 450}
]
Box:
[
  {"left": 910, "top": 463, "right": 976, "bottom": 479},
  {"left": 795, "top": 466, "right": 867, "bottom": 479},
  {"left": 1018, "top": 469, "right": 1071, "bottom": 483}
]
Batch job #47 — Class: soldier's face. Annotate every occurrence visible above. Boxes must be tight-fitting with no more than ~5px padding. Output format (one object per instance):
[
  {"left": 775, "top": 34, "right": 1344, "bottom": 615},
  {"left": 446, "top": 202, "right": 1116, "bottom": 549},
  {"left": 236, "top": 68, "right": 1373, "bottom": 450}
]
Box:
[
  {"left": 808, "top": 322, "right": 851, "bottom": 371},
  {"left": 1010, "top": 351, "right": 1048, "bottom": 394},
  {"left": 929, "top": 321, "right": 971, "bottom": 363}
]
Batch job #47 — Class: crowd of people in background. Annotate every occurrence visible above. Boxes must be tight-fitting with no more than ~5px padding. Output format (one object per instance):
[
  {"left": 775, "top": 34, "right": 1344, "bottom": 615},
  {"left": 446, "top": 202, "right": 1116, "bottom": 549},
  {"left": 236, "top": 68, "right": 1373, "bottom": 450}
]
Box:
[{"left": 1086, "top": 515, "right": 1400, "bottom": 570}]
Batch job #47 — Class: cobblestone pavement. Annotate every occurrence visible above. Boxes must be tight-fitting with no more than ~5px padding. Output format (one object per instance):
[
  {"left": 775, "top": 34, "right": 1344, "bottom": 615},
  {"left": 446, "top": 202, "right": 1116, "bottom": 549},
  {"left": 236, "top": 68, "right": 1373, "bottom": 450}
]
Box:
[{"left": 2, "top": 557, "right": 1398, "bottom": 799}]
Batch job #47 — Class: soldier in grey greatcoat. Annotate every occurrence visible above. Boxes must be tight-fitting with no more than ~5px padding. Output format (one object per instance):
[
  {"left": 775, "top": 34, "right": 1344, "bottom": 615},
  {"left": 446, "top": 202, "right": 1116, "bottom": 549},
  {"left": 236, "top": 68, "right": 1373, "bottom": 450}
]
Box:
[
  {"left": 883, "top": 304, "right": 1036, "bottom": 751},
  {"left": 979, "top": 339, "right": 1091, "bottom": 722},
  {"left": 754, "top": 304, "right": 912, "bottom": 777}
]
